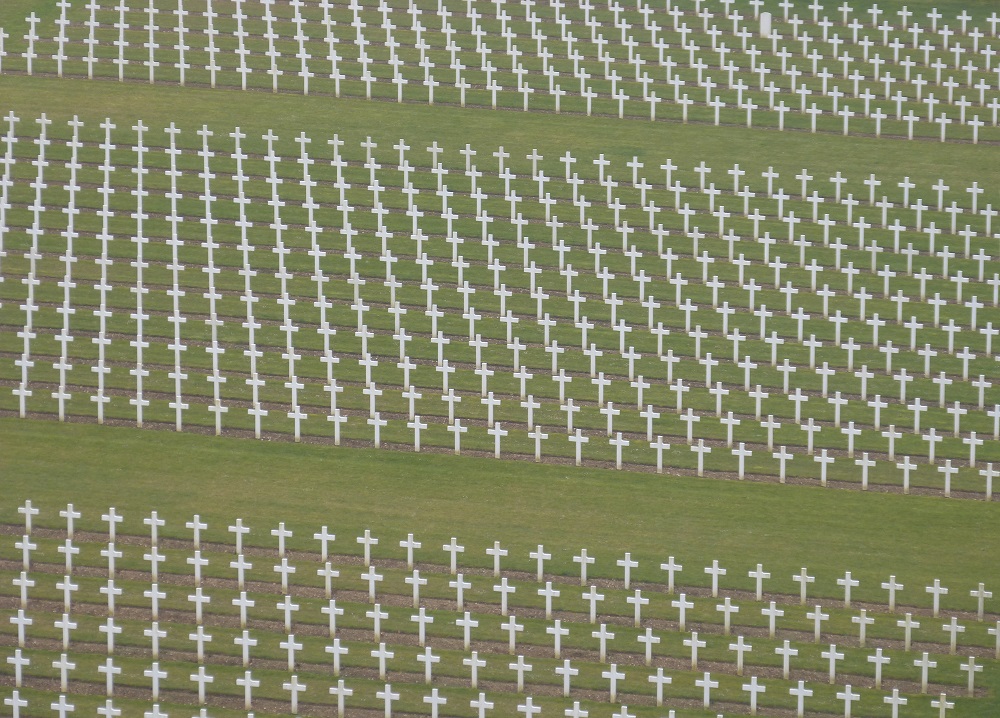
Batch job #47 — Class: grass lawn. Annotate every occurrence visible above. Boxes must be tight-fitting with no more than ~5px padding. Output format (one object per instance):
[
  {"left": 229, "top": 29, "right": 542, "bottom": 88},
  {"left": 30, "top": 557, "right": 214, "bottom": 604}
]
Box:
[{"left": 3, "top": 417, "right": 999, "bottom": 612}]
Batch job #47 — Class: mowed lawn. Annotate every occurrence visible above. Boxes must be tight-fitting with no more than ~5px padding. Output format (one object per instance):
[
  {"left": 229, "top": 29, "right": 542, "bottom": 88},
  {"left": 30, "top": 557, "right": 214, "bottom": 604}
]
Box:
[
  {"left": 0, "top": 9, "right": 998, "bottom": 617},
  {"left": 2, "top": 417, "right": 998, "bottom": 615}
]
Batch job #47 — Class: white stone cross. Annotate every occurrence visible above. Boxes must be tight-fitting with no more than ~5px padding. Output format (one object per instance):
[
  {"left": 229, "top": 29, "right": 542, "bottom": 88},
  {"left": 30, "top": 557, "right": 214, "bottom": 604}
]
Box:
[
  {"left": 486, "top": 541, "right": 507, "bottom": 576},
  {"left": 555, "top": 658, "right": 578, "bottom": 697},
  {"left": 660, "top": 556, "right": 682, "bottom": 593},
  {"left": 704, "top": 559, "right": 727, "bottom": 597},
  {"left": 684, "top": 631, "right": 707, "bottom": 669},
  {"left": 443, "top": 537, "right": 465, "bottom": 574},
  {"left": 574, "top": 549, "right": 595, "bottom": 585},
  {"left": 603, "top": 663, "right": 625, "bottom": 701},
  {"left": 582, "top": 585, "right": 605, "bottom": 623},
  {"left": 853, "top": 609, "right": 875, "bottom": 647},
  {"left": 617, "top": 553, "right": 639, "bottom": 589},
  {"left": 627, "top": 589, "right": 649, "bottom": 627},
  {"left": 538, "top": 582, "right": 560, "bottom": 619},
  {"left": 807, "top": 605, "right": 829, "bottom": 642},
  {"left": 838, "top": 572, "right": 860, "bottom": 607},
  {"left": 927, "top": 579, "right": 949, "bottom": 616},
  {"left": 530, "top": 544, "right": 551, "bottom": 581},
  {"left": 376, "top": 683, "right": 399, "bottom": 718},
  {"left": 228, "top": 519, "right": 250, "bottom": 555},
  {"left": 144, "top": 511, "right": 165, "bottom": 547},
  {"left": 60, "top": 504, "right": 82, "bottom": 538},
  {"left": 357, "top": 529, "right": 379, "bottom": 565},
  {"left": 329, "top": 679, "right": 353, "bottom": 717},
  {"left": 547, "top": 619, "right": 570, "bottom": 659},
  {"left": 915, "top": 652, "right": 938, "bottom": 693},
  {"left": 313, "top": 526, "right": 336, "bottom": 562},
  {"left": 186, "top": 515, "right": 208, "bottom": 549},
  {"left": 696, "top": 671, "right": 719, "bottom": 707},
  {"left": 399, "top": 533, "right": 420, "bottom": 568}
]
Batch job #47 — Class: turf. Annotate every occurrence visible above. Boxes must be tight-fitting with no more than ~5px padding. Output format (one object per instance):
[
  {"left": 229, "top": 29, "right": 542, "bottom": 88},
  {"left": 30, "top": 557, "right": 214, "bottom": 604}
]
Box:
[{"left": 3, "top": 417, "right": 998, "bottom": 612}]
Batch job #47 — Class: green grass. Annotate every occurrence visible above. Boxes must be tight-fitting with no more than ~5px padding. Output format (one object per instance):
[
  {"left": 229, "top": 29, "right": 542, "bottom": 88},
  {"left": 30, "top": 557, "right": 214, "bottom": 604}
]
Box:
[
  {"left": 2, "top": 4, "right": 1000, "bottom": 715},
  {"left": 1, "top": 73, "right": 996, "bottom": 189},
  {"left": 3, "top": 418, "right": 999, "bottom": 608}
]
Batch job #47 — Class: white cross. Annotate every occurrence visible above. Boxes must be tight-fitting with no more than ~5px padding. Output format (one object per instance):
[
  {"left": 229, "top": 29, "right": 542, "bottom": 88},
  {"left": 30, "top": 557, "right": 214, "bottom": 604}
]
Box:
[
  {"left": 329, "top": 679, "right": 353, "bottom": 717},
  {"left": 228, "top": 518, "right": 250, "bottom": 554},
  {"left": 50, "top": 695, "right": 75, "bottom": 718},
  {"left": 927, "top": 579, "right": 949, "bottom": 616},
  {"left": 236, "top": 670, "right": 259, "bottom": 710},
  {"left": 10, "top": 609, "right": 32, "bottom": 647},
  {"left": 7, "top": 649, "right": 29, "bottom": 687},
  {"left": 555, "top": 658, "right": 579, "bottom": 696},
  {"left": 943, "top": 615, "right": 966, "bottom": 653},
  {"left": 450, "top": 573, "right": 472, "bottom": 610},
  {"left": 411, "top": 607, "right": 434, "bottom": 647},
  {"left": 313, "top": 525, "right": 336, "bottom": 562},
  {"left": 684, "top": 631, "right": 707, "bottom": 669},
  {"left": 443, "top": 537, "right": 465, "bottom": 574},
  {"left": 371, "top": 643, "right": 395, "bottom": 680},
  {"left": 748, "top": 564, "right": 770, "bottom": 600},
  {"left": 15, "top": 535, "right": 36, "bottom": 571},
  {"left": 840, "top": 598, "right": 870, "bottom": 647},
  {"left": 696, "top": 671, "right": 719, "bottom": 707},
  {"left": 271, "top": 522, "right": 292, "bottom": 557},
  {"left": 399, "top": 533, "right": 421, "bottom": 568},
  {"left": 60, "top": 504, "right": 82, "bottom": 538},
  {"left": 190, "top": 665, "right": 214, "bottom": 705},
  {"left": 626, "top": 589, "right": 649, "bottom": 627},
  {"left": 470, "top": 691, "right": 493, "bottom": 718},
  {"left": 884, "top": 688, "right": 907, "bottom": 718},
  {"left": 357, "top": 529, "right": 379, "bottom": 565},
  {"left": 729, "top": 634, "right": 753, "bottom": 675},
  {"left": 547, "top": 619, "right": 570, "bottom": 659},
  {"left": 838, "top": 571, "right": 860, "bottom": 607},
  {"left": 915, "top": 652, "right": 938, "bottom": 693},
  {"left": 538, "top": 582, "right": 560, "bottom": 619},
  {"left": 617, "top": 552, "right": 639, "bottom": 589},
  {"left": 660, "top": 556, "right": 682, "bottom": 593},
  {"left": 807, "top": 605, "right": 829, "bottom": 642},
  {"left": 509, "top": 654, "right": 532, "bottom": 692},
  {"left": 960, "top": 656, "right": 983, "bottom": 695},
  {"left": 58, "top": 539, "right": 80, "bottom": 574},
  {"left": 602, "top": 663, "right": 625, "bottom": 701},
  {"left": 97, "top": 699, "right": 120, "bottom": 718},
  {"left": 869, "top": 648, "right": 891, "bottom": 689},
  {"left": 837, "top": 684, "right": 860, "bottom": 717},
  {"left": 362, "top": 567, "right": 384, "bottom": 602},
  {"left": 376, "top": 683, "right": 399, "bottom": 718},
  {"left": 704, "top": 559, "right": 727, "bottom": 597},
  {"left": 573, "top": 549, "right": 595, "bottom": 585},
  {"left": 822, "top": 644, "right": 845, "bottom": 683},
  {"left": 789, "top": 680, "right": 813, "bottom": 717},
  {"left": 98, "top": 657, "right": 121, "bottom": 697},
  {"left": 529, "top": 544, "right": 551, "bottom": 581},
  {"left": 486, "top": 541, "right": 508, "bottom": 576},
  {"left": 970, "top": 583, "right": 993, "bottom": 621},
  {"left": 882, "top": 575, "right": 903, "bottom": 611},
  {"left": 423, "top": 687, "right": 446, "bottom": 718},
  {"left": 318, "top": 562, "right": 339, "bottom": 599},
  {"left": 5, "top": 691, "right": 28, "bottom": 718},
  {"left": 517, "top": 696, "right": 541, "bottom": 717},
  {"left": 464, "top": 651, "right": 487, "bottom": 689},
  {"left": 185, "top": 515, "right": 208, "bottom": 549},
  {"left": 144, "top": 511, "right": 165, "bottom": 546},
  {"left": 405, "top": 570, "right": 427, "bottom": 608}
]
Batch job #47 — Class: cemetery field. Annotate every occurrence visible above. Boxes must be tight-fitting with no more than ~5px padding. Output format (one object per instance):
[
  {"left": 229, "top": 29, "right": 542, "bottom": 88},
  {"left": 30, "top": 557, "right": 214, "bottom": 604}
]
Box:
[
  {"left": 3, "top": 0, "right": 1000, "bottom": 715},
  {"left": 0, "top": 73, "right": 996, "bottom": 186},
  {"left": 3, "top": 416, "right": 1000, "bottom": 595}
]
